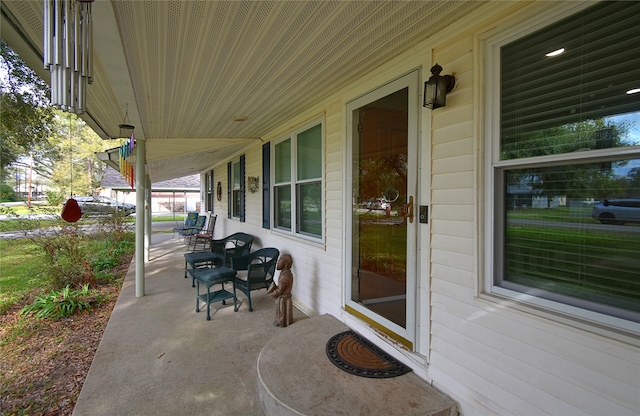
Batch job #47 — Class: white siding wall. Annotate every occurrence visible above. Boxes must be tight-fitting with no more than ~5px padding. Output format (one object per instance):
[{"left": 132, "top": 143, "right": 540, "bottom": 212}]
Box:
[
  {"left": 210, "top": 102, "right": 345, "bottom": 318},
  {"left": 426, "top": 2, "right": 640, "bottom": 415},
  {"left": 204, "top": 1, "right": 639, "bottom": 414}
]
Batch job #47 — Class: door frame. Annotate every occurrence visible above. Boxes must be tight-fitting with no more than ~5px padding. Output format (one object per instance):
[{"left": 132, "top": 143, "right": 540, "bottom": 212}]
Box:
[{"left": 344, "top": 70, "right": 420, "bottom": 349}]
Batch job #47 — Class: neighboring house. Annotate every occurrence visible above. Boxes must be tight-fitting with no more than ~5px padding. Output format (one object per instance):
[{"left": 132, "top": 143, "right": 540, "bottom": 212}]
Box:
[
  {"left": 3, "top": 1, "right": 639, "bottom": 415},
  {"left": 100, "top": 166, "right": 200, "bottom": 214}
]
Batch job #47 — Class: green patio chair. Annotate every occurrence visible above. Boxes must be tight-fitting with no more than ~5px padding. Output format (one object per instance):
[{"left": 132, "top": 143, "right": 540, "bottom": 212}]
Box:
[
  {"left": 184, "top": 232, "right": 254, "bottom": 287},
  {"left": 180, "top": 214, "right": 207, "bottom": 246},
  {"left": 231, "top": 247, "right": 279, "bottom": 312},
  {"left": 173, "top": 212, "right": 199, "bottom": 240}
]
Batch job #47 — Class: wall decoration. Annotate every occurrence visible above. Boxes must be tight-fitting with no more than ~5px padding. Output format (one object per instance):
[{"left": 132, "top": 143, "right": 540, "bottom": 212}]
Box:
[{"left": 248, "top": 176, "right": 260, "bottom": 193}]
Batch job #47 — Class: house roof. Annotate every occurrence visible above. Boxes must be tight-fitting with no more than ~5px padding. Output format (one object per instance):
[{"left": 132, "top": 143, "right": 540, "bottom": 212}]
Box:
[
  {"left": 101, "top": 166, "right": 199, "bottom": 192},
  {"left": 1, "top": 0, "right": 487, "bottom": 183}
]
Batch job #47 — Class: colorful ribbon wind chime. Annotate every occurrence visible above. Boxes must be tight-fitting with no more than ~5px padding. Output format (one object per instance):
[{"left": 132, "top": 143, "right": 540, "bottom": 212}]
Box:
[{"left": 119, "top": 134, "right": 135, "bottom": 189}]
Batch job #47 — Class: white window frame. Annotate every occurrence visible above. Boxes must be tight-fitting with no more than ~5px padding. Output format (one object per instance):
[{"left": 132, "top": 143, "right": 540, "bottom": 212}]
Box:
[
  {"left": 272, "top": 118, "right": 324, "bottom": 242},
  {"left": 481, "top": 2, "right": 640, "bottom": 337}
]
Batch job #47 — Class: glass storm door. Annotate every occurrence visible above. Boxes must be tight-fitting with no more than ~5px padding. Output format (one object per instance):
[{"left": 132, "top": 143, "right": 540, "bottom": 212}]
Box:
[{"left": 346, "top": 72, "right": 418, "bottom": 348}]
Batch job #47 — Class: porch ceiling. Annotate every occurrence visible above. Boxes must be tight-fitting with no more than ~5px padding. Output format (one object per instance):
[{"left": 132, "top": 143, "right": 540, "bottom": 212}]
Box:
[{"left": 1, "top": 0, "right": 486, "bottom": 183}]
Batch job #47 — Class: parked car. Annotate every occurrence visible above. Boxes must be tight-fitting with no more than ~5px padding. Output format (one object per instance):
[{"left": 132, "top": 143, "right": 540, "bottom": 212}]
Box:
[
  {"left": 75, "top": 196, "right": 136, "bottom": 216},
  {"left": 591, "top": 199, "right": 640, "bottom": 225},
  {"left": 362, "top": 198, "right": 390, "bottom": 211}
]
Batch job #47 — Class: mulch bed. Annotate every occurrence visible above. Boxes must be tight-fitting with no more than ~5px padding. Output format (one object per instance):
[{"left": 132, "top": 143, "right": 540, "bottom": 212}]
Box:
[{"left": 0, "top": 267, "right": 127, "bottom": 415}]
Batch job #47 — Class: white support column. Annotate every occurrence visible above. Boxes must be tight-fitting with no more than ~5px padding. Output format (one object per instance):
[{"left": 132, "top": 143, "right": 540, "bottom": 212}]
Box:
[
  {"left": 135, "top": 138, "right": 145, "bottom": 297},
  {"left": 145, "top": 175, "right": 151, "bottom": 262}
]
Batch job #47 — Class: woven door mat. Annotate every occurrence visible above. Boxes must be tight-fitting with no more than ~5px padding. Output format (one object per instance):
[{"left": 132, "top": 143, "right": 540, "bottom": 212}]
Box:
[{"left": 326, "top": 330, "right": 411, "bottom": 378}]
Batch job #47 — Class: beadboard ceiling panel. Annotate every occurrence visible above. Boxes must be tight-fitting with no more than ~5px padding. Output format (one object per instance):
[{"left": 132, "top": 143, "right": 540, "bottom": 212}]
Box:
[{"left": 1, "top": 0, "right": 486, "bottom": 182}]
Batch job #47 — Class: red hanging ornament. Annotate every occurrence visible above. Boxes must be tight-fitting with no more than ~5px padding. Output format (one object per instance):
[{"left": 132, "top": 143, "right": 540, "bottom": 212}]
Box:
[{"left": 61, "top": 198, "right": 82, "bottom": 222}]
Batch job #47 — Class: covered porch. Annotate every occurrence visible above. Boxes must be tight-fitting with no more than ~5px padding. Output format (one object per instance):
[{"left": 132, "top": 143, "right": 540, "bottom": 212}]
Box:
[{"left": 72, "top": 228, "right": 455, "bottom": 415}]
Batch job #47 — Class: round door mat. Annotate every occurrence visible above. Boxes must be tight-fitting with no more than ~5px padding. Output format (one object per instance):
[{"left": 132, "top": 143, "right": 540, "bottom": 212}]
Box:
[{"left": 326, "top": 330, "right": 411, "bottom": 378}]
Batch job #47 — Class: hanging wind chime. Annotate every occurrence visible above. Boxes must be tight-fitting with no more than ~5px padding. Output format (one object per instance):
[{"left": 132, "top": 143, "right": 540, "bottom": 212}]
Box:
[
  {"left": 60, "top": 114, "right": 82, "bottom": 222},
  {"left": 44, "top": 0, "right": 95, "bottom": 221},
  {"left": 43, "top": 0, "right": 94, "bottom": 115},
  {"left": 119, "top": 133, "right": 136, "bottom": 190}
]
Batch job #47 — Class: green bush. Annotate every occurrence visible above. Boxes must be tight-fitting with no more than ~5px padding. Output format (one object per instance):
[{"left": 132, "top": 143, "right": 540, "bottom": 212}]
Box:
[
  {"left": 45, "top": 190, "right": 64, "bottom": 206},
  {"left": 0, "top": 183, "right": 17, "bottom": 202},
  {"left": 89, "top": 235, "right": 134, "bottom": 283},
  {"left": 19, "top": 284, "right": 105, "bottom": 319},
  {"left": 37, "top": 225, "right": 94, "bottom": 288},
  {"left": 20, "top": 213, "right": 135, "bottom": 289}
]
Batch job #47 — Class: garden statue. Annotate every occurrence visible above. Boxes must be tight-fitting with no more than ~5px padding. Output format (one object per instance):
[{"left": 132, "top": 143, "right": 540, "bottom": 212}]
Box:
[{"left": 267, "top": 254, "right": 294, "bottom": 327}]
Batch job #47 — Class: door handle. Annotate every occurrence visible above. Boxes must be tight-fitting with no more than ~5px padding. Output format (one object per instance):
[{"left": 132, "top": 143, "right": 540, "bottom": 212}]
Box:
[{"left": 404, "top": 195, "right": 414, "bottom": 223}]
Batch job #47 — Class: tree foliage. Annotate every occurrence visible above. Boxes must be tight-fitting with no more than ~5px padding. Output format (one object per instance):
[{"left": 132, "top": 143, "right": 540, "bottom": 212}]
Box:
[
  {"left": 0, "top": 39, "right": 54, "bottom": 176},
  {"left": 1, "top": 39, "right": 118, "bottom": 198},
  {"left": 504, "top": 118, "right": 634, "bottom": 202},
  {"left": 39, "top": 111, "right": 110, "bottom": 197}
]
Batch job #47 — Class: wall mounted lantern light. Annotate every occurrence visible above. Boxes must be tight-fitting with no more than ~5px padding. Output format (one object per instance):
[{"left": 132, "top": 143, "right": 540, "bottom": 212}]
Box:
[
  {"left": 423, "top": 63, "right": 455, "bottom": 110},
  {"left": 44, "top": 0, "right": 95, "bottom": 115}
]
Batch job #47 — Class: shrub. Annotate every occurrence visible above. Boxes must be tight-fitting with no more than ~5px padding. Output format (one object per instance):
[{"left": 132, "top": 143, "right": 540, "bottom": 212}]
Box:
[
  {"left": 45, "top": 190, "right": 64, "bottom": 206},
  {"left": 0, "top": 183, "right": 17, "bottom": 202},
  {"left": 19, "top": 284, "right": 105, "bottom": 319},
  {"left": 38, "top": 225, "right": 95, "bottom": 288},
  {"left": 90, "top": 237, "right": 134, "bottom": 283},
  {"left": 21, "top": 212, "right": 135, "bottom": 289}
]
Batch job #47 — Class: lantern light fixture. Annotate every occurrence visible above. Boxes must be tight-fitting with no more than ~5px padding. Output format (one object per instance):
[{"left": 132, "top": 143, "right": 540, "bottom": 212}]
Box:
[{"left": 423, "top": 63, "right": 455, "bottom": 110}]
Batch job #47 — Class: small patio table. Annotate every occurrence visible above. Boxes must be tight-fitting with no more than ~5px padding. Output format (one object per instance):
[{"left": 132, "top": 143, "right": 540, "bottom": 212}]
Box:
[
  {"left": 194, "top": 266, "right": 237, "bottom": 320},
  {"left": 184, "top": 251, "right": 220, "bottom": 287}
]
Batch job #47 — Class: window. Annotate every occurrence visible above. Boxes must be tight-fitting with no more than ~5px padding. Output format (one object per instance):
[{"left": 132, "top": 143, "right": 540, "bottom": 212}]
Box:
[
  {"left": 205, "top": 170, "right": 214, "bottom": 212},
  {"left": 262, "top": 142, "right": 271, "bottom": 229},
  {"left": 227, "top": 155, "right": 245, "bottom": 221},
  {"left": 273, "top": 121, "right": 323, "bottom": 238},
  {"left": 486, "top": 2, "right": 640, "bottom": 327}
]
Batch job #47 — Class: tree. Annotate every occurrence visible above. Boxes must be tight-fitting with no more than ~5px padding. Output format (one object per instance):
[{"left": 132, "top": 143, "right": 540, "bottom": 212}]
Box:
[
  {"left": 0, "top": 39, "right": 54, "bottom": 178},
  {"left": 40, "top": 111, "right": 112, "bottom": 197},
  {"left": 503, "top": 118, "right": 632, "bottom": 205}
]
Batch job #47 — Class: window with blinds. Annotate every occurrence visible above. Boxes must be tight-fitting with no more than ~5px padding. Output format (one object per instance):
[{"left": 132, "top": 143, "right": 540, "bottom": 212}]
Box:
[
  {"left": 273, "top": 120, "right": 323, "bottom": 239},
  {"left": 205, "top": 170, "right": 214, "bottom": 212},
  {"left": 492, "top": 1, "right": 640, "bottom": 323},
  {"left": 228, "top": 156, "right": 245, "bottom": 221}
]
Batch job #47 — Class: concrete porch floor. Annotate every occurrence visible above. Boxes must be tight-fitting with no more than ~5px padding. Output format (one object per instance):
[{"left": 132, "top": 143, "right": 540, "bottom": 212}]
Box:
[{"left": 73, "top": 227, "right": 456, "bottom": 415}]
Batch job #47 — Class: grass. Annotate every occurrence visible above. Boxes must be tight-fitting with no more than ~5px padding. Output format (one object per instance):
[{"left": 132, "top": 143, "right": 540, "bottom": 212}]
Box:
[
  {"left": 0, "top": 211, "right": 185, "bottom": 232},
  {"left": 508, "top": 205, "right": 640, "bottom": 227},
  {"left": 0, "top": 239, "right": 50, "bottom": 315},
  {"left": 0, "top": 213, "right": 139, "bottom": 414},
  {"left": 358, "top": 220, "right": 407, "bottom": 281},
  {"left": 506, "top": 224, "right": 640, "bottom": 311}
]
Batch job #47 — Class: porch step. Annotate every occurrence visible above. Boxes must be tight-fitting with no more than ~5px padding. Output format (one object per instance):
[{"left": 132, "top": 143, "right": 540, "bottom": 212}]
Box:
[{"left": 257, "top": 314, "right": 457, "bottom": 416}]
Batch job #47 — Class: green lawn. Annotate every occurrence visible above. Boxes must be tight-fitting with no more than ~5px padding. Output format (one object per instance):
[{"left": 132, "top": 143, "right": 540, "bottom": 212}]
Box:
[
  {"left": 0, "top": 239, "right": 50, "bottom": 314},
  {"left": 506, "top": 225, "right": 640, "bottom": 312},
  {"left": 358, "top": 221, "right": 407, "bottom": 281}
]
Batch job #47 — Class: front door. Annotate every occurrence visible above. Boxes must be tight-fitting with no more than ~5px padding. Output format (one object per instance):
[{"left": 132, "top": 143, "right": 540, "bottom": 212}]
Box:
[{"left": 346, "top": 71, "right": 419, "bottom": 349}]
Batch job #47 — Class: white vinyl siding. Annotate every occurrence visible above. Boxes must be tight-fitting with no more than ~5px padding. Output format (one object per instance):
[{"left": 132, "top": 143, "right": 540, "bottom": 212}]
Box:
[
  {"left": 206, "top": 2, "right": 639, "bottom": 415},
  {"left": 426, "top": 2, "right": 640, "bottom": 415}
]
